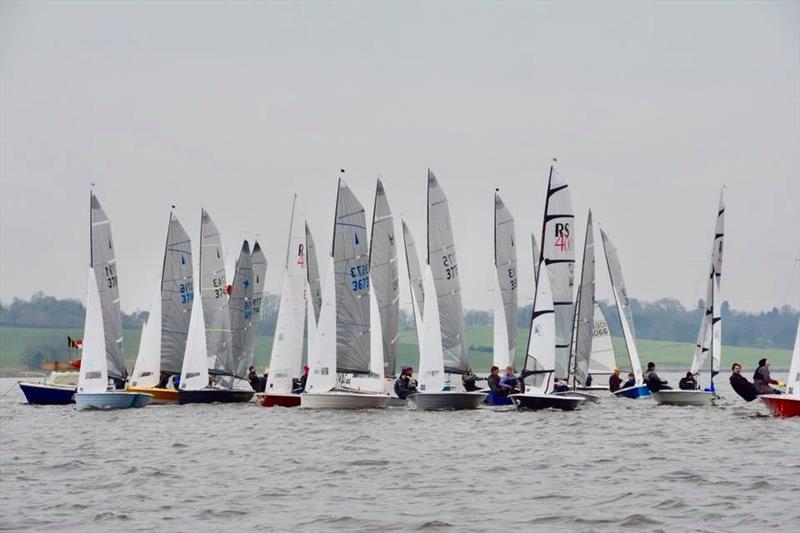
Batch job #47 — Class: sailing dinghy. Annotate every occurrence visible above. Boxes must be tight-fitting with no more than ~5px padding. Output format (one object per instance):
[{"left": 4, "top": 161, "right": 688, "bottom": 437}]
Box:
[
  {"left": 300, "top": 178, "right": 388, "bottom": 409},
  {"left": 404, "top": 171, "right": 486, "bottom": 410},
  {"left": 178, "top": 210, "right": 254, "bottom": 404},
  {"left": 512, "top": 258, "right": 585, "bottom": 411},
  {"left": 653, "top": 190, "right": 725, "bottom": 406},
  {"left": 599, "top": 228, "right": 650, "bottom": 399},
  {"left": 260, "top": 196, "right": 308, "bottom": 407},
  {"left": 760, "top": 319, "right": 800, "bottom": 417}
]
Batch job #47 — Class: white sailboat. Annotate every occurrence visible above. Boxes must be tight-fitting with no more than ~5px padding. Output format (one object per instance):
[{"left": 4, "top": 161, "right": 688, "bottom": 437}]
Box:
[
  {"left": 301, "top": 177, "right": 388, "bottom": 409},
  {"left": 404, "top": 171, "right": 486, "bottom": 409},
  {"left": 653, "top": 190, "right": 725, "bottom": 406},
  {"left": 760, "top": 319, "right": 800, "bottom": 417},
  {"left": 599, "top": 227, "right": 650, "bottom": 399}
]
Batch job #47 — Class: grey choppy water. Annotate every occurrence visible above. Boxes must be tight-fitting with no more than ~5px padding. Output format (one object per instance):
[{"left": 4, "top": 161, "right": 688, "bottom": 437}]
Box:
[{"left": 1, "top": 374, "right": 798, "bottom": 533}]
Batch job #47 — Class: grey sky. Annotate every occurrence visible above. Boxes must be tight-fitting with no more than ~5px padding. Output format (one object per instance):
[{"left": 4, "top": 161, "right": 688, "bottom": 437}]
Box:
[{"left": 1, "top": 1, "right": 798, "bottom": 315}]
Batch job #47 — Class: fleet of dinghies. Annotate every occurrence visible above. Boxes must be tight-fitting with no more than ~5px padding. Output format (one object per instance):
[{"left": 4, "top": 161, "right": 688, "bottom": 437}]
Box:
[{"left": 15, "top": 165, "right": 799, "bottom": 417}]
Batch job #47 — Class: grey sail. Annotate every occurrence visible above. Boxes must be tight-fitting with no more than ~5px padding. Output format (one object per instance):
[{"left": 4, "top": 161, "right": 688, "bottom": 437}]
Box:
[
  {"left": 531, "top": 233, "right": 541, "bottom": 286},
  {"left": 494, "top": 191, "right": 518, "bottom": 360},
  {"left": 305, "top": 222, "right": 322, "bottom": 325},
  {"left": 427, "top": 170, "right": 468, "bottom": 374},
  {"left": 369, "top": 179, "right": 400, "bottom": 376},
  {"left": 89, "top": 192, "right": 126, "bottom": 381},
  {"left": 539, "top": 165, "right": 576, "bottom": 379},
  {"left": 200, "top": 209, "right": 233, "bottom": 376},
  {"left": 243, "top": 241, "right": 267, "bottom": 375},
  {"left": 571, "top": 210, "right": 595, "bottom": 387},
  {"left": 229, "top": 240, "right": 254, "bottom": 379},
  {"left": 159, "top": 212, "right": 193, "bottom": 375},
  {"left": 402, "top": 219, "right": 425, "bottom": 321},
  {"left": 600, "top": 228, "right": 638, "bottom": 340},
  {"left": 333, "top": 179, "right": 372, "bottom": 374}
]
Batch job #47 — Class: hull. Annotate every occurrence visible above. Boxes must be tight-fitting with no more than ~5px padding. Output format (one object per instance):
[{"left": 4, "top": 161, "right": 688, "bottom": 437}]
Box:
[
  {"left": 652, "top": 390, "right": 714, "bottom": 406},
  {"left": 258, "top": 392, "right": 301, "bottom": 408},
  {"left": 575, "top": 385, "right": 609, "bottom": 392},
  {"left": 300, "top": 391, "right": 388, "bottom": 409},
  {"left": 553, "top": 390, "right": 601, "bottom": 403},
  {"left": 613, "top": 384, "right": 651, "bottom": 399},
  {"left": 511, "top": 392, "right": 585, "bottom": 411},
  {"left": 760, "top": 395, "right": 800, "bottom": 418},
  {"left": 409, "top": 392, "right": 487, "bottom": 410},
  {"left": 126, "top": 386, "right": 178, "bottom": 404},
  {"left": 385, "top": 397, "right": 408, "bottom": 408},
  {"left": 18, "top": 382, "right": 75, "bottom": 405},
  {"left": 75, "top": 392, "right": 153, "bottom": 411},
  {"left": 178, "top": 388, "right": 255, "bottom": 405},
  {"left": 484, "top": 391, "right": 514, "bottom": 406}
]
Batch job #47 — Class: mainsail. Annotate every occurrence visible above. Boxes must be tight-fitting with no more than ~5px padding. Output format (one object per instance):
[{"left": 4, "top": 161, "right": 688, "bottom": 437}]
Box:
[
  {"left": 427, "top": 170, "right": 468, "bottom": 374},
  {"left": 160, "top": 212, "right": 193, "bottom": 376},
  {"left": 244, "top": 241, "right": 267, "bottom": 376},
  {"left": 305, "top": 222, "right": 323, "bottom": 326},
  {"left": 369, "top": 178, "right": 399, "bottom": 376},
  {"left": 199, "top": 209, "right": 233, "bottom": 377},
  {"left": 589, "top": 303, "right": 617, "bottom": 376},
  {"left": 690, "top": 190, "right": 725, "bottom": 381},
  {"left": 493, "top": 190, "right": 518, "bottom": 370},
  {"left": 539, "top": 164, "right": 576, "bottom": 380},
  {"left": 571, "top": 210, "right": 595, "bottom": 387},
  {"left": 267, "top": 197, "right": 307, "bottom": 393},
  {"left": 229, "top": 240, "right": 254, "bottom": 379},
  {"left": 600, "top": 227, "right": 643, "bottom": 384},
  {"left": 89, "top": 192, "right": 126, "bottom": 382},
  {"left": 522, "top": 259, "right": 556, "bottom": 394},
  {"left": 78, "top": 267, "right": 109, "bottom": 394},
  {"left": 333, "top": 179, "right": 371, "bottom": 374}
]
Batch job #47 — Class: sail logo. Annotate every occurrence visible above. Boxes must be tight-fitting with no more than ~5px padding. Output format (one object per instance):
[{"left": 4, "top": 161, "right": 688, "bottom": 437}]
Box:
[
  {"left": 297, "top": 244, "right": 305, "bottom": 266},
  {"left": 554, "top": 223, "right": 571, "bottom": 252}
]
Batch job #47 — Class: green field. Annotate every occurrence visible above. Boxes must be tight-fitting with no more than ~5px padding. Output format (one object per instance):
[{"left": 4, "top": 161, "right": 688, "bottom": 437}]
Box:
[{"left": 0, "top": 325, "right": 792, "bottom": 376}]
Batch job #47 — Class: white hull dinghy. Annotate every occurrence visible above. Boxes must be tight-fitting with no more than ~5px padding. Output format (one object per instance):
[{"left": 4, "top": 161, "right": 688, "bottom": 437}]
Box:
[
  {"left": 651, "top": 390, "right": 714, "bottom": 407},
  {"left": 300, "top": 391, "right": 388, "bottom": 409}
]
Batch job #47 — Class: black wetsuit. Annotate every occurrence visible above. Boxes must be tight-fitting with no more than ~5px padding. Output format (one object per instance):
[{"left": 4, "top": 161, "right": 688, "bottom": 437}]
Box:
[
  {"left": 730, "top": 373, "right": 758, "bottom": 402},
  {"left": 679, "top": 377, "right": 697, "bottom": 391}
]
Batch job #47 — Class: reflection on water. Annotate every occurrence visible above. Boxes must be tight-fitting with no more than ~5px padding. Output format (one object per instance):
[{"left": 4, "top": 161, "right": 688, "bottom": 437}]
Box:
[{"left": 1, "top": 375, "right": 798, "bottom": 532}]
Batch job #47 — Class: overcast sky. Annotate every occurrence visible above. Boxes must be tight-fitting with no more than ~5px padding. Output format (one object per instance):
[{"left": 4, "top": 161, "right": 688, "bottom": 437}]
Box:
[{"left": 1, "top": 1, "right": 798, "bottom": 315}]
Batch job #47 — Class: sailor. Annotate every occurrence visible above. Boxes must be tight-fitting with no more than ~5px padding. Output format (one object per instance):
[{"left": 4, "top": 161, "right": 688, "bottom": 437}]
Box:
[
  {"left": 609, "top": 368, "right": 623, "bottom": 392},
  {"left": 462, "top": 366, "right": 480, "bottom": 392},
  {"left": 247, "top": 366, "right": 260, "bottom": 391},
  {"left": 585, "top": 374, "right": 593, "bottom": 387},
  {"left": 393, "top": 366, "right": 417, "bottom": 399},
  {"left": 729, "top": 362, "right": 758, "bottom": 402},
  {"left": 552, "top": 377, "right": 570, "bottom": 393},
  {"left": 753, "top": 358, "right": 782, "bottom": 395},
  {"left": 621, "top": 372, "right": 636, "bottom": 390},
  {"left": 292, "top": 365, "right": 310, "bottom": 394},
  {"left": 678, "top": 372, "right": 698, "bottom": 391},
  {"left": 643, "top": 362, "right": 671, "bottom": 392},
  {"left": 487, "top": 366, "right": 504, "bottom": 396},
  {"left": 499, "top": 366, "right": 522, "bottom": 394}
]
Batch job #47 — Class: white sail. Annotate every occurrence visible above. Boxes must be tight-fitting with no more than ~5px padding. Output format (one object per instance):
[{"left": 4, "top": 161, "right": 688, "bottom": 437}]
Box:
[
  {"left": 588, "top": 303, "right": 616, "bottom": 375},
  {"left": 266, "top": 196, "right": 307, "bottom": 393},
  {"left": 402, "top": 219, "right": 425, "bottom": 325},
  {"left": 368, "top": 283, "right": 384, "bottom": 377},
  {"left": 305, "top": 256, "right": 337, "bottom": 393},
  {"left": 539, "top": 164, "right": 576, "bottom": 380},
  {"left": 600, "top": 228, "right": 643, "bottom": 384},
  {"left": 522, "top": 261, "right": 556, "bottom": 394},
  {"left": 787, "top": 319, "right": 800, "bottom": 396},
  {"left": 78, "top": 268, "right": 109, "bottom": 394},
  {"left": 493, "top": 190, "right": 518, "bottom": 370},
  {"left": 130, "top": 285, "right": 162, "bottom": 388},
  {"left": 419, "top": 263, "right": 446, "bottom": 393},
  {"left": 492, "top": 274, "right": 511, "bottom": 369},
  {"left": 571, "top": 210, "right": 595, "bottom": 387},
  {"left": 180, "top": 286, "right": 210, "bottom": 391}
]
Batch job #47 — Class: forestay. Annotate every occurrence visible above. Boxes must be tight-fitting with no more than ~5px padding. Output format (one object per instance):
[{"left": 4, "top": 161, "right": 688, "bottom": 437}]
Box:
[
  {"left": 229, "top": 241, "right": 254, "bottom": 379},
  {"left": 572, "top": 210, "right": 595, "bottom": 387},
  {"left": 369, "top": 179, "right": 399, "bottom": 376},
  {"left": 90, "top": 193, "right": 126, "bottom": 381},
  {"left": 199, "top": 209, "right": 233, "bottom": 377},
  {"left": 539, "top": 165, "right": 576, "bottom": 380},
  {"left": 160, "top": 213, "right": 193, "bottom": 376},
  {"left": 600, "top": 228, "right": 643, "bottom": 384},
  {"left": 78, "top": 268, "right": 109, "bottom": 394},
  {"left": 267, "top": 197, "right": 307, "bottom": 393},
  {"left": 427, "top": 170, "right": 468, "bottom": 374},
  {"left": 522, "top": 260, "right": 556, "bottom": 394},
  {"left": 493, "top": 191, "right": 518, "bottom": 370},
  {"left": 333, "top": 180, "right": 372, "bottom": 374}
]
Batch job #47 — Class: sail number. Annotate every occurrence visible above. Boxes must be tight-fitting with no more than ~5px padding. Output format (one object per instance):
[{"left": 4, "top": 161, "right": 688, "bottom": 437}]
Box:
[
  {"left": 507, "top": 267, "right": 517, "bottom": 290},
  {"left": 442, "top": 253, "right": 458, "bottom": 280},
  {"left": 211, "top": 276, "right": 226, "bottom": 298},
  {"left": 104, "top": 265, "right": 118, "bottom": 289},
  {"left": 179, "top": 281, "right": 194, "bottom": 304},
  {"left": 592, "top": 320, "right": 609, "bottom": 337},
  {"left": 351, "top": 264, "right": 369, "bottom": 291}
]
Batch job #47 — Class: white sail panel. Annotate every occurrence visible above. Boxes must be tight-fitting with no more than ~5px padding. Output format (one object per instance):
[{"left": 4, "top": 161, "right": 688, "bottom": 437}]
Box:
[
  {"left": 402, "top": 219, "right": 425, "bottom": 323},
  {"left": 267, "top": 199, "right": 307, "bottom": 393},
  {"left": 787, "top": 319, "right": 800, "bottom": 396},
  {"left": 368, "top": 283, "right": 384, "bottom": 377},
  {"left": 230, "top": 240, "right": 254, "bottom": 379},
  {"left": 572, "top": 210, "right": 595, "bottom": 386},
  {"left": 333, "top": 180, "right": 371, "bottom": 374},
  {"left": 539, "top": 166, "right": 576, "bottom": 380},
  {"left": 522, "top": 260, "right": 556, "bottom": 394},
  {"left": 531, "top": 233, "right": 540, "bottom": 286},
  {"left": 369, "top": 179, "right": 400, "bottom": 376},
  {"left": 130, "top": 286, "right": 162, "bottom": 388},
  {"left": 305, "top": 222, "right": 323, "bottom": 326},
  {"left": 419, "top": 264, "right": 446, "bottom": 393},
  {"left": 427, "top": 170, "right": 468, "bottom": 373},
  {"left": 90, "top": 193, "right": 126, "bottom": 381},
  {"left": 305, "top": 257, "right": 337, "bottom": 393},
  {"left": 492, "top": 274, "right": 511, "bottom": 369},
  {"left": 589, "top": 304, "right": 616, "bottom": 375},
  {"left": 180, "top": 288, "right": 210, "bottom": 391},
  {"left": 160, "top": 213, "right": 193, "bottom": 376},
  {"left": 199, "top": 209, "right": 233, "bottom": 377},
  {"left": 494, "top": 191, "right": 518, "bottom": 368},
  {"left": 78, "top": 268, "right": 109, "bottom": 394}
]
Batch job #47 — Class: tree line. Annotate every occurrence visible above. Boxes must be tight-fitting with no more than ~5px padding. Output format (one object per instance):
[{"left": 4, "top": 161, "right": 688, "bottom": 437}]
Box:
[{"left": 1, "top": 292, "right": 797, "bottom": 350}]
